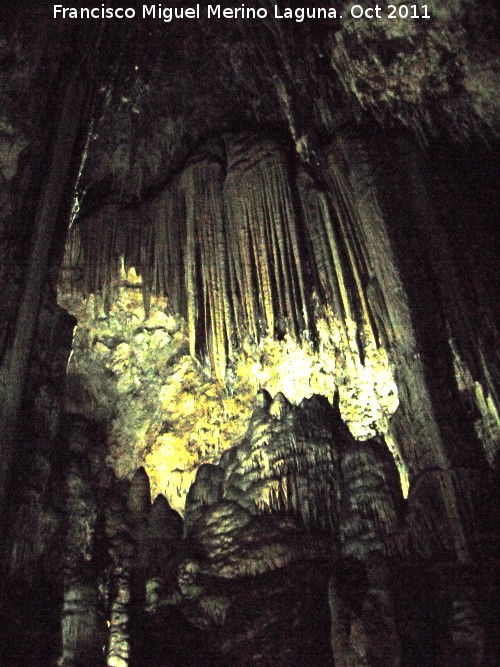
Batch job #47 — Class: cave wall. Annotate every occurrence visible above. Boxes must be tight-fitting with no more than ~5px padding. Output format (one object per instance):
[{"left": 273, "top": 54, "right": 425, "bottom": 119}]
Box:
[
  {"left": 0, "top": 4, "right": 498, "bottom": 666},
  {"left": 67, "top": 127, "right": 499, "bottom": 537},
  {"left": 1, "top": 391, "right": 497, "bottom": 665}
]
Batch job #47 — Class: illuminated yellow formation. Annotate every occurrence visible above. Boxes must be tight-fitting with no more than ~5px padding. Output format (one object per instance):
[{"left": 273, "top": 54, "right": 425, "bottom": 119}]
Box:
[{"left": 61, "top": 282, "right": 403, "bottom": 512}]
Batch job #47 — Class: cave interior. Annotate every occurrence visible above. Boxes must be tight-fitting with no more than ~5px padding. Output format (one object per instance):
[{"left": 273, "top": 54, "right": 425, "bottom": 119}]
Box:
[{"left": 0, "top": 2, "right": 499, "bottom": 666}]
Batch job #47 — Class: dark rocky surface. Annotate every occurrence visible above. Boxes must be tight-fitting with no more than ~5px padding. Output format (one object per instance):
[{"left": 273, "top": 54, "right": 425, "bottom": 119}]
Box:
[
  {"left": 1, "top": 391, "right": 498, "bottom": 665},
  {"left": 0, "top": 3, "right": 498, "bottom": 665}
]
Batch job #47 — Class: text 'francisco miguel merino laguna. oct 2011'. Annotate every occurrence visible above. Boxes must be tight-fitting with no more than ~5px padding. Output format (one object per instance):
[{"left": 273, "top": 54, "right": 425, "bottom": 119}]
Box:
[{"left": 53, "top": 3, "right": 432, "bottom": 23}]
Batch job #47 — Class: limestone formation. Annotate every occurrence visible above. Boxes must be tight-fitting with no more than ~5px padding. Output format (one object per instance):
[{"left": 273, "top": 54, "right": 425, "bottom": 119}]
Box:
[
  {"left": 0, "top": 4, "right": 498, "bottom": 665},
  {"left": 127, "top": 466, "right": 152, "bottom": 516}
]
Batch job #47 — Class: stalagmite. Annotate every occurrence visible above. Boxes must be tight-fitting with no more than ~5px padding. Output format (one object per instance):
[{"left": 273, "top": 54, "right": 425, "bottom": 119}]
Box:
[
  {"left": 60, "top": 576, "right": 103, "bottom": 667},
  {"left": 60, "top": 420, "right": 101, "bottom": 666},
  {"left": 269, "top": 391, "right": 291, "bottom": 420},
  {"left": 127, "top": 466, "right": 151, "bottom": 516},
  {"left": 339, "top": 438, "right": 401, "bottom": 559},
  {"left": 224, "top": 392, "right": 344, "bottom": 532},
  {"left": 185, "top": 464, "right": 225, "bottom": 514},
  {"left": 146, "top": 494, "right": 183, "bottom": 556},
  {"left": 107, "top": 570, "right": 131, "bottom": 667}
]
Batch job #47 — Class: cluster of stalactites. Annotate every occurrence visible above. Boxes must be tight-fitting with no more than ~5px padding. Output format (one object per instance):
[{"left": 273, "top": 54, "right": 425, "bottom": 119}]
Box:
[{"left": 66, "top": 133, "right": 379, "bottom": 378}]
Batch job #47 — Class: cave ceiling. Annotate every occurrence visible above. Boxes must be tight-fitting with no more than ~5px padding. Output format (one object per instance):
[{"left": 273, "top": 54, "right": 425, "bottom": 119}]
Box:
[
  {"left": 0, "top": 3, "right": 499, "bottom": 665},
  {"left": 69, "top": 0, "right": 500, "bottom": 210},
  {"left": 2, "top": 0, "right": 499, "bottom": 213}
]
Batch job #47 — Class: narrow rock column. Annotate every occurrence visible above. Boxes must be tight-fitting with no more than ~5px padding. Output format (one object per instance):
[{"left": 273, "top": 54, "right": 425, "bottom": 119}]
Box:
[
  {"left": 107, "top": 569, "right": 131, "bottom": 667},
  {"left": 449, "top": 594, "right": 485, "bottom": 666},
  {"left": 60, "top": 419, "right": 103, "bottom": 666},
  {"left": 332, "top": 436, "right": 402, "bottom": 667},
  {"left": 0, "top": 25, "right": 100, "bottom": 531},
  {"left": 328, "top": 573, "right": 369, "bottom": 667},
  {"left": 105, "top": 506, "right": 134, "bottom": 667},
  {"left": 105, "top": 467, "right": 152, "bottom": 667},
  {"left": 361, "top": 557, "right": 401, "bottom": 667},
  {"left": 60, "top": 575, "right": 102, "bottom": 667}
]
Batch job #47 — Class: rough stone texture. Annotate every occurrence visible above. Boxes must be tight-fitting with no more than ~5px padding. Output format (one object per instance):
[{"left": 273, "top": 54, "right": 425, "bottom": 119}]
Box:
[
  {"left": 127, "top": 467, "right": 152, "bottom": 516},
  {"left": 0, "top": 387, "right": 498, "bottom": 665},
  {"left": 155, "top": 393, "right": 401, "bottom": 665},
  {"left": 331, "top": 1, "right": 499, "bottom": 137},
  {"left": 0, "top": 5, "right": 498, "bottom": 666},
  {"left": 58, "top": 263, "right": 400, "bottom": 512},
  {"left": 61, "top": 126, "right": 498, "bottom": 524}
]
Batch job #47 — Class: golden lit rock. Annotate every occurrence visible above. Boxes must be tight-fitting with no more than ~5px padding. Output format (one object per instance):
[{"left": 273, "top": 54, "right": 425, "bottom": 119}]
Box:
[{"left": 60, "top": 281, "right": 403, "bottom": 511}]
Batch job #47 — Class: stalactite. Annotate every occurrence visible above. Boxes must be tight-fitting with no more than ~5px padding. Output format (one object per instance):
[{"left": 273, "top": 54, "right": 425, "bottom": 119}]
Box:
[
  {"left": 452, "top": 338, "right": 500, "bottom": 466},
  {"left": 140, "top": 220, "right": 154, "bottom": 318},
  {"left": 325, "top": 156, "right": 378, "bottom": 354},
  {"left": 155, "top": 177, "right": 185, "bottom": 315},
  {"left": 68, "top": 122, "right": 490, "bottom": 507},
  {"left": 72, "top": 133, "right": 318, "bottom": 379},
  {"left": 183, "top": 168, "right": 198, "bottom": 359},
  {"left": 296, "top": 170, "right": 357, "bottom": 350},
  {"left": 224, "top": 140, "right": 260, "bottom": 343},
  {"left": 223, "top": 135, "right": 311, "bottom": 343},
  {"left": 327, "top": 132, "right": 475, "bottom": 564},
  {"left": 178, "top": 140, "right": 229, "bottom": 375}
]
